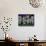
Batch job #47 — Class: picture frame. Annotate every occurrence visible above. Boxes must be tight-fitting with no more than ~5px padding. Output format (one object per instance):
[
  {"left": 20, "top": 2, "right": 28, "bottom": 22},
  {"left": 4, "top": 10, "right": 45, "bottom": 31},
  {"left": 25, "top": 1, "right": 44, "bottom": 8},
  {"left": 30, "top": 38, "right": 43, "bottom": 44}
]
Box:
[{"left": 18, "top": 14, "right": 34, "bottom": 26}]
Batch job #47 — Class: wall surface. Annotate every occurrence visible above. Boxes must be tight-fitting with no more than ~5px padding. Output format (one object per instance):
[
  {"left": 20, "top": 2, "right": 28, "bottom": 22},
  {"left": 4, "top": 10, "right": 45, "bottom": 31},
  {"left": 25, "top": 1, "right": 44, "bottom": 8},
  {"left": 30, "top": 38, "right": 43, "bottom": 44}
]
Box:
[{"left": 0, "top": 0, "right": 46, "bottom": 40}]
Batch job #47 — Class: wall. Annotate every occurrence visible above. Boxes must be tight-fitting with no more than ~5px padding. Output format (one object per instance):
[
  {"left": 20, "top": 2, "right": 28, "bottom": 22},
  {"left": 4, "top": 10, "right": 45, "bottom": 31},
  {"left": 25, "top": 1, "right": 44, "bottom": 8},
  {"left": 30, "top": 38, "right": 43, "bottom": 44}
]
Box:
[{"left": 0, "top": 0, "right": 46, "bottom": 40}]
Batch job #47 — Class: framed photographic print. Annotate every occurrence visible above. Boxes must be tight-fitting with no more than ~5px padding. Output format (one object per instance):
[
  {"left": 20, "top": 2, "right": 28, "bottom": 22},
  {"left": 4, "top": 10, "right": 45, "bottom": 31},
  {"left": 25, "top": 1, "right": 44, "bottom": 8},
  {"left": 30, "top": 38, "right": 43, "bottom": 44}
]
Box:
[{"left": 18, "top": 14, "right": 34, "bottom": 26}]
